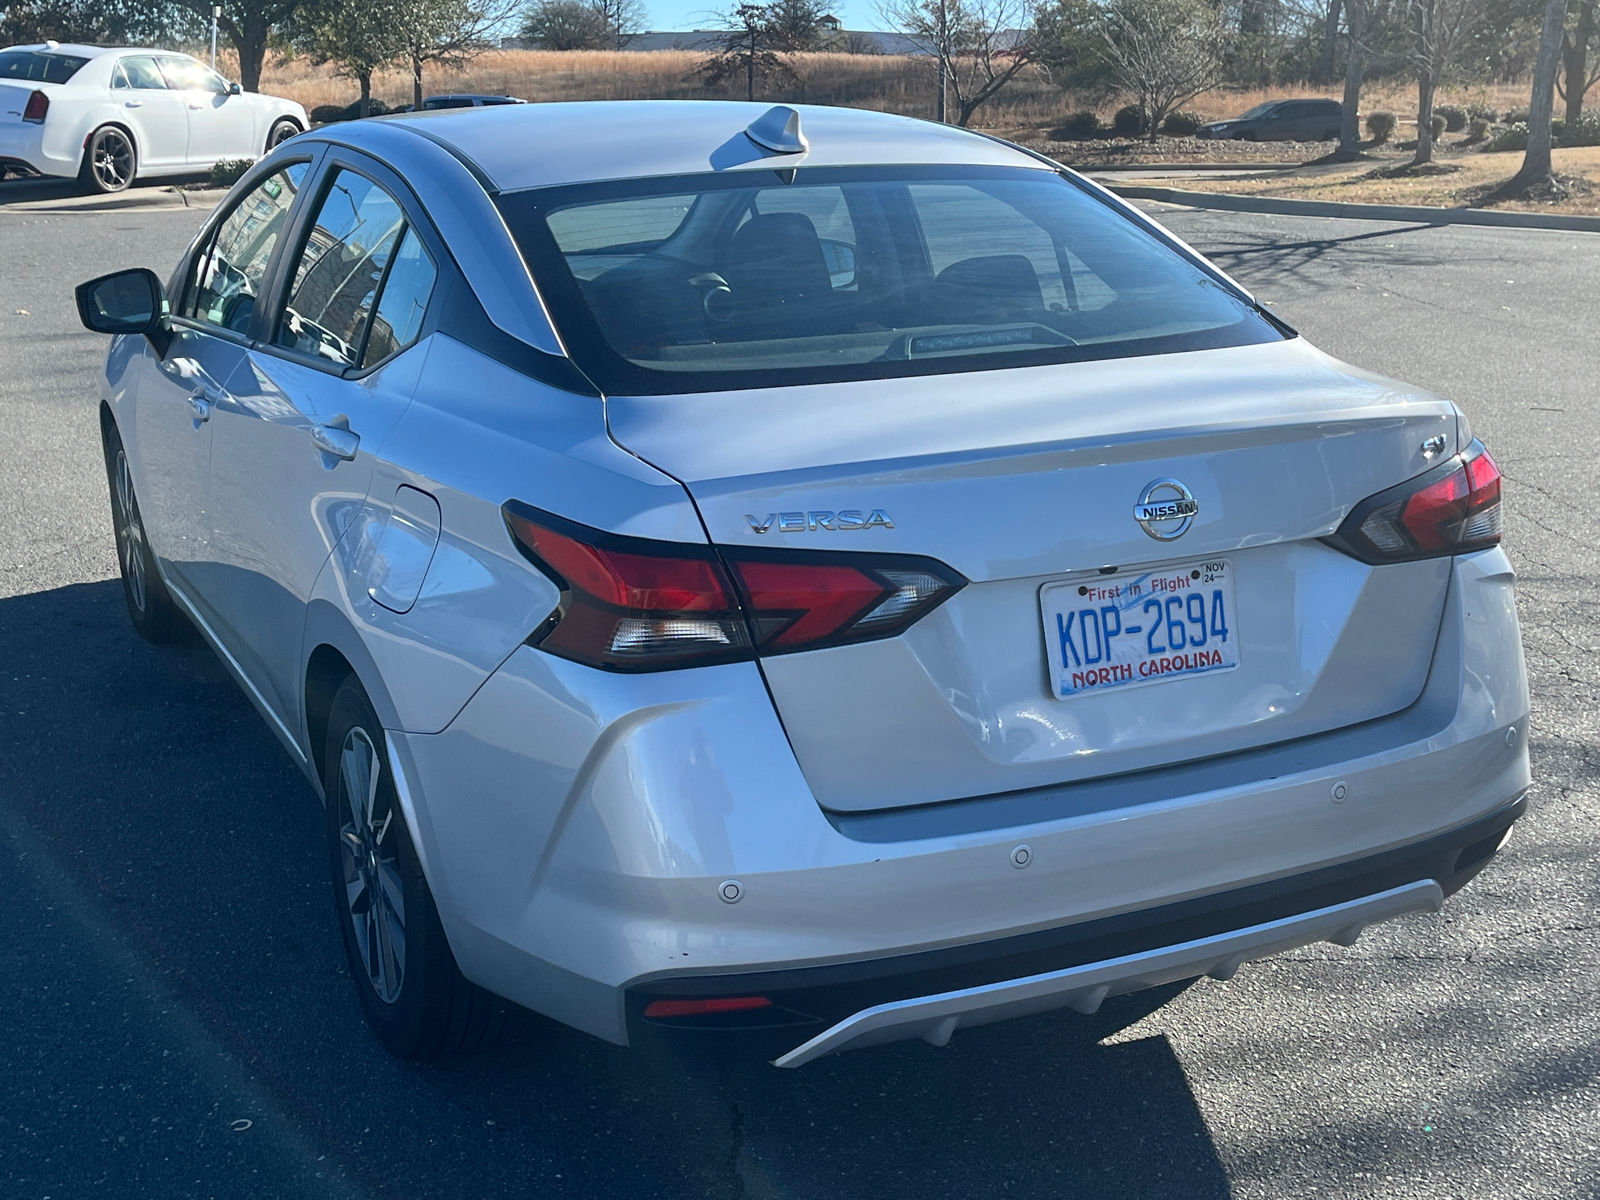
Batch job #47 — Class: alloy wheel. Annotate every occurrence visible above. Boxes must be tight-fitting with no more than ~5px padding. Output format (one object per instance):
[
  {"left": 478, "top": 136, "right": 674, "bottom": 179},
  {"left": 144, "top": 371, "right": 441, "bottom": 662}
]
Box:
[
  {"left": 113, "top": 449, "right": 147, "bottom": 614},
  {"left": 268, "top": 121, "right": 298, "bottom": 150},
  {"left": 92, "top": 128, "right": 134, "bottom": 191},
  {"left": 337, "top": 727, "right": 406, "bottom": 1004}
]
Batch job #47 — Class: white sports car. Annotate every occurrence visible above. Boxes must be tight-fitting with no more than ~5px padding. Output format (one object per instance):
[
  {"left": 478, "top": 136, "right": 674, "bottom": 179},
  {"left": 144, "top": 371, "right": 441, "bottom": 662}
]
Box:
[{"left": 0, "top": 41, "right": 306, "bottom": 193}]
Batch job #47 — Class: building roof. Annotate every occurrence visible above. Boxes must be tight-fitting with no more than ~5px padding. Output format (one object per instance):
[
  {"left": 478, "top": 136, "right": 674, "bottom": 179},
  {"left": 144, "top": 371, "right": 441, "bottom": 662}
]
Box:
[{"left": 364, "top": 100, "right": 1048, "bottom": 193}]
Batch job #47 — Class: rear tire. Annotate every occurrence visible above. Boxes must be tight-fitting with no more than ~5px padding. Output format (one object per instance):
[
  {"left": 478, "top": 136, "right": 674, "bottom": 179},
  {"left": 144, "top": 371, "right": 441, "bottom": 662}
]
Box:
[
  {"left": 324, "top": 676, "right": 506, "bottom": 1058},
  {"left": 265, "top": 118, "right": 300, "bottom": 154},
  {"left": 80, "top": 125, "right": 136, "bottom": 194},
  {"left": 102, "top": 417, "right": 190, "bottom": 642}
]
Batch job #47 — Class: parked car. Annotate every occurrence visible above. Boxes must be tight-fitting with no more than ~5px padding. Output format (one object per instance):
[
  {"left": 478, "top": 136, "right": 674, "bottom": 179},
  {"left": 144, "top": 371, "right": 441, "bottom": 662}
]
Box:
[
  {"left": 0, "top": 41, "right": 306, "bottom": 193},
  {"left": 1199, "top": 98, "right": 1344, "bottom": 141},
  {"left": 75, "top": 101, "right": 1528, "bottom": 1065},
  {"left": 416, "top": 94, "right": 526, "bottom": 110}
]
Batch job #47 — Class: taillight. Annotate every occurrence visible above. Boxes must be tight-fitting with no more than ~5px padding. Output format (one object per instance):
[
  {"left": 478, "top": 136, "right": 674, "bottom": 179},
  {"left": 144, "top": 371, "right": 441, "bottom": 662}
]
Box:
[
  {"left": 1326, "top": 439, "right": 1502, "bottom": 564},
  {"left": 503, "top": 502, "right": 966, "bottom": 672},
  {"left": 22, "top": 90, "right": 48, "bottom": 123},
  {"left": 642, "top": 996, "right": 772, "bottom": 1019}
]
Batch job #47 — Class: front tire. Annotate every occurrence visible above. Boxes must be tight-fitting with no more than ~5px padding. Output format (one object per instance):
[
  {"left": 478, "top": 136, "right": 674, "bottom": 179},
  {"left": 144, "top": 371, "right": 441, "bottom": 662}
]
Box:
[
  {"left": 80, "top": 125, "right": 136, "bottom": 194},
  {"left": 324, "top": 676, "right": 506, "bottom": 1058},
  {"left": 265, "top": 118, "right": 300, "bottom": 154},
  {"left": 102, "top": 417, "right": 190, "bottom": 642}
]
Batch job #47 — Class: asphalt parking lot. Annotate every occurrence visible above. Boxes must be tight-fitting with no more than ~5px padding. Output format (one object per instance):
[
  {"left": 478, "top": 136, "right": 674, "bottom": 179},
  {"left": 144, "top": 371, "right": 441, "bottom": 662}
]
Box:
[{"left": 0, "top": 183, "right": 1595, "bottom": 1200}]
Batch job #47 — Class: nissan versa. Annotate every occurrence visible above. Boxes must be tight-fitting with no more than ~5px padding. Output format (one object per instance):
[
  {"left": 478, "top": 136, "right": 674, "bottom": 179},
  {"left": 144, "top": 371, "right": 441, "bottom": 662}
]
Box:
[{"left": 74, "top": 101, "right": 1529, "bottom": 1066}]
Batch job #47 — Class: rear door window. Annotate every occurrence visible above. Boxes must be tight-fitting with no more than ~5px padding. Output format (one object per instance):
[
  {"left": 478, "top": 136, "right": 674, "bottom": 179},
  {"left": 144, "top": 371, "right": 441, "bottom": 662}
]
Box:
[
  {"left": 182, "top": 163, "right": 312, "bottom": 334},
  {"left": 275, "top": 168, "right": 436, "bottom": 368},
  {"left": 116, "top": 56, "right": 169, "bottom": 90}
]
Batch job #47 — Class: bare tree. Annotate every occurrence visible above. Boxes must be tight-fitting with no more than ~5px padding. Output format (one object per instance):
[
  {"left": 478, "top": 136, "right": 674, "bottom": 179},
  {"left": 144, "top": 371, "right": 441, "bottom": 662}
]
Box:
[
  {"left": 1558, "top": 0, "right": 1599, "bottom": 124},
  {"left": 1335, "top": 0, "right": 1402, "bottom": 153},
  {"left": 879, "top": 0, "right": 1041, "bottom": 127},
  {"left": 589, "top": 0, "right": 647, "bottom": 48},
  {"left": 521, "top": 0, "right": 612, "bottom": 48},
  {"left": 389, "top": 0, "right": 514, "bottom": 109},
  {"left": 1097, "top": 0, "right": 1230, "bottom": 141},
  {"left": 1512, "top": 0, "right": 1571, "bottom": 186},
  {"left": 691, "top": 3, "right": 799, "bottom": 101},
  {"left": 1404, "top": 0, "right": 1486, "bottom": 164},
  {"left": 291, "top": 0, "right": 406, "bottom": 116}
]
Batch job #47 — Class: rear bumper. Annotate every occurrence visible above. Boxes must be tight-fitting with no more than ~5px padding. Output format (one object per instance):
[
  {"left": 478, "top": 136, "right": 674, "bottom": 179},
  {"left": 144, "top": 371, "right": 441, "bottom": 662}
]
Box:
[
  {"left": 397, "top": 546, "right": 1530, "bottom": 1057},
  {"left": 627, "top": 794, "right": 1522, "bottom": 1063},
  {"left": 0, "top": 125, "right": 75, "bottom": 178}
]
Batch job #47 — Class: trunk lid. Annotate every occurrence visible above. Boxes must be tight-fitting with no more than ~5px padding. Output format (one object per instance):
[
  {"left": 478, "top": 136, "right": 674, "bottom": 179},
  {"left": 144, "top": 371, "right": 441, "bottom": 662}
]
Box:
[{"left": 606, "top": 339, "right": 1459, "bottom": 813}]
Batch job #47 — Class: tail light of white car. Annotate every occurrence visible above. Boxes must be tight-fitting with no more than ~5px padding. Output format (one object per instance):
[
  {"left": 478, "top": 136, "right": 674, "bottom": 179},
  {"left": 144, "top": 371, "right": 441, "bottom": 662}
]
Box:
[
  {"left": 503, "top": 501, "right": 965, "bottom": 671},
  {"left": 1326, "top": 439, "right": 1502, "bottom": 564},
  {"left": 22, "top": 90, "right": 48, "bottom": 123}
]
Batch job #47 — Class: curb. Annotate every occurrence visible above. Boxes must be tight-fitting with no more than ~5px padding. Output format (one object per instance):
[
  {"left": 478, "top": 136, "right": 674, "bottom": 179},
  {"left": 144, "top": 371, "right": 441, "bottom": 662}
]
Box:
[
  {"left": 0, "top": 184, "right": 224, "bottom": 215},
  {"left": 1107, "top": 184, "right": 1600, "bottom": 233}
]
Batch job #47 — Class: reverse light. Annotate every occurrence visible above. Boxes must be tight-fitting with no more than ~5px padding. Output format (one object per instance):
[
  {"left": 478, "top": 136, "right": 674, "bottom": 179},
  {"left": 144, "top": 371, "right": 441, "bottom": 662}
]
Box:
[
  {"left": 502, "top": 502, "right": 966, "bottom": 672},
  {"left": 22, "top": 90, "right": 48, "bottom": 123},
  {"left": 1326, "top": 439, "right": 1502, "bottom": 564}
]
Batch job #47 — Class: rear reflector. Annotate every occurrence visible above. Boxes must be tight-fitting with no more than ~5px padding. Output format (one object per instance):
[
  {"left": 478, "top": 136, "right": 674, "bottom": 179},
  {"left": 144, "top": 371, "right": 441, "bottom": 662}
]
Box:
[
  {"left": 22, "top": 90, "right": 48, "bottom": 123},
  {"left": 503, "top": 501, "right": 965, "bottom": 672},
  {"left": 1326, "top": 439, "right": 1502, "bottom": 564},
  {"left": 643, "top": 996, "right": 773, "bottom": 1019}
]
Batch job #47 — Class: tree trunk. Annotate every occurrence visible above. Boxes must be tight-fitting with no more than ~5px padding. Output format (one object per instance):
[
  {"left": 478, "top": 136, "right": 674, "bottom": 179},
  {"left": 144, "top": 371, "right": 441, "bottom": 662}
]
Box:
[
  {"left": 1318, "top": 0, "right": 1342, "bottom": 84},
  {"left": 358, "top": 72, "right": 372, "bottom": 119},
  {"left": 233, "top": 18, "right": 269, "bottom": 91},
  {"left": 1413, "top": 75, "right": 1436, "bottom": 165},
  {"left": 1563, "top": 0, "right": 1596, "bottom": 125},
  {"left": 412, "top": 49, "right": 424, "bottom": 111},
  {"left": 1517, "top": 0, "right": 1571, "bottom": 183},
  {"left": 1339, "top": 16, "right": 1366, "bottom": 152},
  {"left": 746, "top": 48, "right": 754, "bottom": 100}
]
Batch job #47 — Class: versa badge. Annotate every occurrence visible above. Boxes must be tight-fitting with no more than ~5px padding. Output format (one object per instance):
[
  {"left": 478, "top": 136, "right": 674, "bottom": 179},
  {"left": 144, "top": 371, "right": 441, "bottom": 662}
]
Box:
[{"left": 746, "top": 510, "right": 894, "bottom": 533}]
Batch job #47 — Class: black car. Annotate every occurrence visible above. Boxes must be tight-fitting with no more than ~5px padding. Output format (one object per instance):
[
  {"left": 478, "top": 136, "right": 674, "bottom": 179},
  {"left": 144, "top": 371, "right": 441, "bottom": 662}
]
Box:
[
  {"left": 1199, "top": 99, "right": 1343, "bottom": 142},
  {"left": 418, "top": 94, "right": 526, "bottom": 110}
]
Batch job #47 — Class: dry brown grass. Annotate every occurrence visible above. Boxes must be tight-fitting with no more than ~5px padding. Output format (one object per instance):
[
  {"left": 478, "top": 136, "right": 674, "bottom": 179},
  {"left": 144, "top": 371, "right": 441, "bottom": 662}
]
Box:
[
  {"left": 1115, "top": 145, "right": 1600, "bottom": 215},
  {"left": 236, "top": 46, "right": 1588, "bottom": 139}
]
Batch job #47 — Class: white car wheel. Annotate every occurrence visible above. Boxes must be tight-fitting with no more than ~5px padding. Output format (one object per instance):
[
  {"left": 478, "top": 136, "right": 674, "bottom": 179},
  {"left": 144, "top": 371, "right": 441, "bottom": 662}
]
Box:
[
  {"left": 265, "top": 118, "right": 300, "bottom": 154},
  {"left": 81, "top": 126, "right": 136, "bottom": 193}
]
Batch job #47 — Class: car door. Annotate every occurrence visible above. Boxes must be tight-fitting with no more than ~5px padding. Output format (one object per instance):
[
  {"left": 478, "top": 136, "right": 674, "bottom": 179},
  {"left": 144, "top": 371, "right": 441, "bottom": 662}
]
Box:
[
  {"left": 157, "top": 55, "right": 254, "bottom": 165},
  {"left": 131, "top": 157, "right": 315, "bottom": 599},
  {"left": 205, "top": 152, "right": 440, "bottom": 727},
  {"left": 110, "top": 55, "right": 188, "bottom": 169}
]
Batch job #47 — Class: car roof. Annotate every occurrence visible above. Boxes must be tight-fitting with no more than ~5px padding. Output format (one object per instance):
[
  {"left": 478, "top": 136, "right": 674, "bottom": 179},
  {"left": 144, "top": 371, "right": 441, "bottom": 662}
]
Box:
[
  {"left": 343, "top": 100, "right": 1049, "bottom": 193},
  {"left": 4, "top": 43, "right": 152, "bottom": 58}
]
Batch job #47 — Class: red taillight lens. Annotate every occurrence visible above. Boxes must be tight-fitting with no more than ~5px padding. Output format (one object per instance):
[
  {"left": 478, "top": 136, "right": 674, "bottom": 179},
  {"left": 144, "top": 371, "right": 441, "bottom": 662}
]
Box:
[
  {"left": 503, "top": 502, "right": 966, "bottom": 672},
  {"left": 22, "top": 90, "right": 48, "bottom": 123},
  {"left": 1327, "top": 439, "right": 1502, "bottom": 564},
  {"left": 642, "top": 996, "right": 772, "bottom": 1019}
]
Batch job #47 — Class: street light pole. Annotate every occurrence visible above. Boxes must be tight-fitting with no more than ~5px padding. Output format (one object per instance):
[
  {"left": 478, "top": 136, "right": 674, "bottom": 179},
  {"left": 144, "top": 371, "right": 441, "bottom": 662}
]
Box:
[
  {"left": 211, "top": 5, "right": 220, "bottom": 70},
  {"left": 936, "top": 0, "right": 948, "bottom": 123}
]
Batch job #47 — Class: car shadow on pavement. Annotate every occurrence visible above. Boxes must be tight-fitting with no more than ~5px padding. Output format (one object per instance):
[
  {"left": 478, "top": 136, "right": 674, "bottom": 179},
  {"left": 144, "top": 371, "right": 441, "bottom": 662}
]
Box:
[
  {"left": 0, "top": 579, "right": 1232, "bottom": 1200},
  {"left": 0, "top": 173, "right": 213, "bottom": 211}
]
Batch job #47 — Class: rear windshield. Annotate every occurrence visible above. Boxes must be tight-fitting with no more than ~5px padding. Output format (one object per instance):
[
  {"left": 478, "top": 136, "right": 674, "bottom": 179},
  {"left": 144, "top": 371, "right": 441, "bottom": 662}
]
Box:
[
  {"left": 496, "top": 165, "right": 1283, "bottom": 395},
  {"left": 0, "top": 50, "right": 90, "bottom": 83}
]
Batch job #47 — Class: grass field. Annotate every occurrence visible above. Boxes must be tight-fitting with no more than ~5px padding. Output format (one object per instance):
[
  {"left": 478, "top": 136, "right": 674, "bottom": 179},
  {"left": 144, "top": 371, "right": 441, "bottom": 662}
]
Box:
[{"left": 235, "top": 47, "right": 1559, "bottom": 138}]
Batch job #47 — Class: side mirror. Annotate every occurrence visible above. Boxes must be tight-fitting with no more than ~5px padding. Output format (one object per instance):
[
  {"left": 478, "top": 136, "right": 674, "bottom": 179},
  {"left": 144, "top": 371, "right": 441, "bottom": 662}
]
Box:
[
  {"left": 75, "top": 268, "right": 171, "bottom": 356},
  {"left": 229, "top": 81, "right": 241, "bottom": 95}
]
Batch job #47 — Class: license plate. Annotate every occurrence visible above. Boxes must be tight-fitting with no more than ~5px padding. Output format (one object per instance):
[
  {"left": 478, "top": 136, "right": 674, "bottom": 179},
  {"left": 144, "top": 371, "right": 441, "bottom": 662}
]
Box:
[{"left": 1040, "top": 559, "right": 1239, "bottom": 699}]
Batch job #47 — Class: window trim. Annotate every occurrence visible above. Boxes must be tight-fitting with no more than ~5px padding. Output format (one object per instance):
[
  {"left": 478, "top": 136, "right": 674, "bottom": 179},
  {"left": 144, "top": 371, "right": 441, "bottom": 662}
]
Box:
[{"left": 251, "top": 146, "right": 448, "bottom": 380}]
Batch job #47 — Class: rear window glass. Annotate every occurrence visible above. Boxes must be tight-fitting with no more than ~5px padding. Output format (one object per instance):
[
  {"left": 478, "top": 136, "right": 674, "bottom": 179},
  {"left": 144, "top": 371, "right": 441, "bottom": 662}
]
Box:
[
  {"left": 0, "top": 50, "right": 89, "bottom": 83},
  {"left": 496, "top": 165, "right": 1283, "bottom": 395}
]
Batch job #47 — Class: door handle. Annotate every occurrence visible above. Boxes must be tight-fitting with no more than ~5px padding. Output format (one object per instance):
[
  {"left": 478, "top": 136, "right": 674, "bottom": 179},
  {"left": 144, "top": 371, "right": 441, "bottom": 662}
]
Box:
[
  {"left": 311, "top": 423, "right": 360, "bottom": 461},
  {"left": 124, "top": 100, "right": 143, "bottom": 108},
  {"left": 188, "top": 388, "right": 212, "bottom": 423}
]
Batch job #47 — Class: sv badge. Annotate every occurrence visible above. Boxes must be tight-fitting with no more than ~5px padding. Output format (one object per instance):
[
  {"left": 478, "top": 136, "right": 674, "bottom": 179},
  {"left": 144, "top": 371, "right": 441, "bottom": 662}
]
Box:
[{"left": 746, "top": 509, "right": 894, "bottom": 534}]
